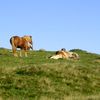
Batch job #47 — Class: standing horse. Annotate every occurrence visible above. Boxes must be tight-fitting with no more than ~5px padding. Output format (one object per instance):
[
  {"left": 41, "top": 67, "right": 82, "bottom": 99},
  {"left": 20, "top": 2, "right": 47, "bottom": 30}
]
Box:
[{"left": 10, "top": 35, "right": 33, "bottom": 57}]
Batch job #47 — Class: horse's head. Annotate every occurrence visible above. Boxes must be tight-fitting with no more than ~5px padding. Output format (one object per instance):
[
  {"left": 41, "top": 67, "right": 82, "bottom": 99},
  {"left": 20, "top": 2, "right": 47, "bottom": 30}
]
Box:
[
  {"left": 69, "top": 52, "right": 80, "bottom": 60},
  {"left": 23, "top": 35, "right": 33, "bottom": 50}
]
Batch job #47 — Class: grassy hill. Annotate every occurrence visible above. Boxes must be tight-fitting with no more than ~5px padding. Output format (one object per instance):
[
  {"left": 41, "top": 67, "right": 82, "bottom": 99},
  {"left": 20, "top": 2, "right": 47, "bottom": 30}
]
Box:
[{"left": 0, "top": 48, "right": 100, "bottom": 100}]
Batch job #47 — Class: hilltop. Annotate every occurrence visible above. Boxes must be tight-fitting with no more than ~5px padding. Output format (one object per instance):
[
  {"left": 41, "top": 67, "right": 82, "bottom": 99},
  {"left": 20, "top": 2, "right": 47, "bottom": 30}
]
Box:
[{"left": 0, "top": 48, "right": 100, "bottom": 100}]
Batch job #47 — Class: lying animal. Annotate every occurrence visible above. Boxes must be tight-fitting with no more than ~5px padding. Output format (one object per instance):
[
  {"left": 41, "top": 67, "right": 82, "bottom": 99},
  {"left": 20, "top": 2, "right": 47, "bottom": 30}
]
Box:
[
  {"left": 50, "top": 50, "right": 79, "bottom": 60},
  {"left": 10, "top": 35, "right": 33, "bottom": 57}
]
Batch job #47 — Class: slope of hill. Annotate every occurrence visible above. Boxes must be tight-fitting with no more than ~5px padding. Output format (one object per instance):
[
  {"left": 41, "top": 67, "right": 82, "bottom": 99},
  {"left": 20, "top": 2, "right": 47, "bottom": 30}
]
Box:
[{"left": 0, "top": 48, "right": 100, "bottom": 100}]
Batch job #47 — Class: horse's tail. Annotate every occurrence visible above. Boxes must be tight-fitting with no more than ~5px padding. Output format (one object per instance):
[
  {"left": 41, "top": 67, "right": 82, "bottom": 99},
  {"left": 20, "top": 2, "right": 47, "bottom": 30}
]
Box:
[{"left": 10, "top": 37, "right": 16, "bottom": 50}]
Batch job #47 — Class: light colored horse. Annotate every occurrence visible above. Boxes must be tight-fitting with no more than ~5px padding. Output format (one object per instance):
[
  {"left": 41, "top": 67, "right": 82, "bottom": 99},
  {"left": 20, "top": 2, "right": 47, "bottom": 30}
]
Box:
[
  {"left": 50, "top": 50, "right": 79, "bottom": 60},
  {"left": 10, "top": 35, "right": 33, "bottom": 57}
]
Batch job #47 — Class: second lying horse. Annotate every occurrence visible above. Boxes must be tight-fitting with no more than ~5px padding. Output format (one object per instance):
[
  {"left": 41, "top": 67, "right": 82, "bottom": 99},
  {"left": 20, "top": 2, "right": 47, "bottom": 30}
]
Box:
[{"left": 10, "top": 35, "right": 33, "bottom": 57}]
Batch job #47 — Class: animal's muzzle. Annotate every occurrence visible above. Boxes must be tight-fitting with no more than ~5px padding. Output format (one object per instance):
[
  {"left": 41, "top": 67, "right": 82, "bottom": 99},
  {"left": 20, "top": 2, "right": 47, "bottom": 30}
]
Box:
[{"left": 27, "top": 42, "right": 33, "bottom": 50}]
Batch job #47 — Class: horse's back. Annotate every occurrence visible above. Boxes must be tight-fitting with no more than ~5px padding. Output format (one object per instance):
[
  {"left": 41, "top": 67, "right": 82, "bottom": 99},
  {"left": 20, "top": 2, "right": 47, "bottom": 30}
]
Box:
[{"left": 10, "top": 36, "right": 22, "bottom": 46}]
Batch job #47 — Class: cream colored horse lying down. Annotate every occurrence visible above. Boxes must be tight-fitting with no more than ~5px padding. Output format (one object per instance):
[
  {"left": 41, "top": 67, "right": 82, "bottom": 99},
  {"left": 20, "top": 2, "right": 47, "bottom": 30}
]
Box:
[{"left": 50, "top": 50, "right": 79, "bottom": 60}]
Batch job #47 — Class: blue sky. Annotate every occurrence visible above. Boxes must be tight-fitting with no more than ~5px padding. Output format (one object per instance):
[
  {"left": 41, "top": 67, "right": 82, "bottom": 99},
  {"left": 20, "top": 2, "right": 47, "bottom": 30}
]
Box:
[{"left": 0, "top": 0, "right": 100, "bottom": 54}]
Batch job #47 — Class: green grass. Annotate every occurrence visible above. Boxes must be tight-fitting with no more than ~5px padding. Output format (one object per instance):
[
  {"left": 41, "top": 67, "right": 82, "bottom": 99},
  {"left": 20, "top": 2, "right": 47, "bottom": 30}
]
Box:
[{"left": 0, "top": 48, "right": 100, "bottom": 100}]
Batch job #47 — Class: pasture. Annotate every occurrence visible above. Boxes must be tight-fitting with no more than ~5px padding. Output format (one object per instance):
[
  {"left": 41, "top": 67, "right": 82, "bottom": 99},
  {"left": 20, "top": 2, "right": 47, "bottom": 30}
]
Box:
[{"left": 0, "top": 48, "right": 100, "bottom": 100}]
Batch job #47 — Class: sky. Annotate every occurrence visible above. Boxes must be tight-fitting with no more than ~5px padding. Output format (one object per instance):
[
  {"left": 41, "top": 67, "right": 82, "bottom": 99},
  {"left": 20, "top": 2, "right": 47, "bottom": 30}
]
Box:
[{"left": 0, "top": 0, "right": 100, "bottom": 54}]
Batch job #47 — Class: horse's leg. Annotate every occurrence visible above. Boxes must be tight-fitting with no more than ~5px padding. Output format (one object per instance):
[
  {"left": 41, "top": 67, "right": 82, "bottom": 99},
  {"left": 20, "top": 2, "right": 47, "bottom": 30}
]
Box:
[
  {"left": 24, "top": 49, "right": 28, "bottom": 57},
  {"left": 24, "top": 45, "right": 28, "bottom": 57},
  {"left": 12, "top": 47, "right": 18, "bottom": 57},
  {"left": 25, "top": 50, "right": 28, "bottom": 57},
  {"left": 19, "top": 50, "right": 23, "bottom": 57},
  {"left": 20, "top": 49, "right": 27, "bottom": 57}
]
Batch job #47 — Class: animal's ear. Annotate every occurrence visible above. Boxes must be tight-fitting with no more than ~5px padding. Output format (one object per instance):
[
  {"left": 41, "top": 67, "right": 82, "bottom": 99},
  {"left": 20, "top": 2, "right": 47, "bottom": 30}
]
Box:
[{"left": 30, "top": 36, "right": 32, "bottom": 38}]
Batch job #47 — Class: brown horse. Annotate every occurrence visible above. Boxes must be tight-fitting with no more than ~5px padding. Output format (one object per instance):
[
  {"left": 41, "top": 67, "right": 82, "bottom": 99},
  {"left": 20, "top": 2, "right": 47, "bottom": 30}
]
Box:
[{"left": 10, "top": 35, "right": 33, "bottom": 57}]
